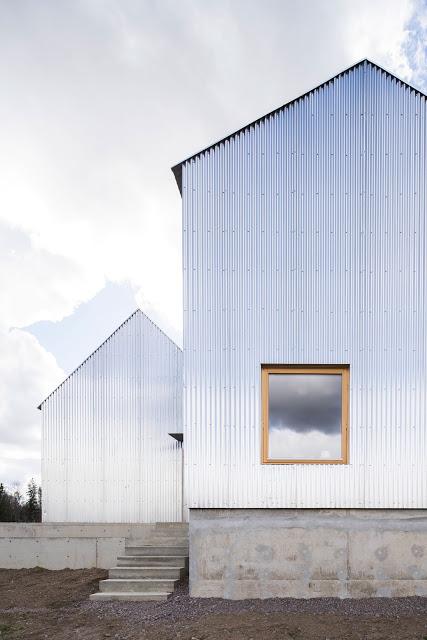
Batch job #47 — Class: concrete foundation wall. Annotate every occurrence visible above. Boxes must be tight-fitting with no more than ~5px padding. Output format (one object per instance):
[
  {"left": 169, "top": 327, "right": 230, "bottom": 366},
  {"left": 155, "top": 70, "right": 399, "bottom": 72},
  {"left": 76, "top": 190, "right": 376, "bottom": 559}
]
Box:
[
  {"left": 190, "top": 509, "right": 427, "bottom": 599},
  {"left": 0, "top": 523, "right": 159, "bottom": 569}
]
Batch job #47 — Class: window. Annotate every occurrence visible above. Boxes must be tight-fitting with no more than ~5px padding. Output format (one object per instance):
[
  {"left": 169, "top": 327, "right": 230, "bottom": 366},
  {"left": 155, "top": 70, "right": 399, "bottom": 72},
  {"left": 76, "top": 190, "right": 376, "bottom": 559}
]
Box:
[{"left": 261, "top": 365, "right": 349, "bottom": 464}]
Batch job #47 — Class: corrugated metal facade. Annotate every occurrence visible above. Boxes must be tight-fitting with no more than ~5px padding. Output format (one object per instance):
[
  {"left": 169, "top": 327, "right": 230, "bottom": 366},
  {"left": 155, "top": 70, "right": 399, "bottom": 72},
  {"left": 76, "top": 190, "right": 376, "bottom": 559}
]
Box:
[
  {"left": 41, "top": 310, "right": 183, "bottom": 522},
  {"left": 182, "top": 60, "right": 427, "bottom": 508}
]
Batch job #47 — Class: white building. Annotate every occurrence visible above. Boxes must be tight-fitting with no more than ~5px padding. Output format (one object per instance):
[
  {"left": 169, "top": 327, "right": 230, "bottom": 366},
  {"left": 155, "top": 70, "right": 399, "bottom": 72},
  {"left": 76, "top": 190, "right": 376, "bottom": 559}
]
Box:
[
  {"left": 40, "top": 309, "right": 183, "bottom": 523},
  {"left": 172, "top": 59, "right": 427, "bottom": 598}
]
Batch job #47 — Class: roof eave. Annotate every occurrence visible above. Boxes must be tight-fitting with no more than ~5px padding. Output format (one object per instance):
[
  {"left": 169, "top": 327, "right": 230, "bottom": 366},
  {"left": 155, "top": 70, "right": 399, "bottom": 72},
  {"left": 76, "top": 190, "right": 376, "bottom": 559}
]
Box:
[
  {"left": 170, "top": 58, "right": 427, "bottom": 195},
  {"left": 171, "top": 163, "right": 182, "bottom": 195},
  {"left": 37, "top": 308, "right": 182, "bottom": 410}
]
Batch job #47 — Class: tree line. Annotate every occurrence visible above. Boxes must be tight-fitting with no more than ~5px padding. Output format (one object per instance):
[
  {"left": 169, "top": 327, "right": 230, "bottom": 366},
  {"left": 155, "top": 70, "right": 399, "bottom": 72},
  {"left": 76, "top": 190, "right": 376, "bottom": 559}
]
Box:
[{"left": 0, "top": 479, "right": 42, "bottom": 522}]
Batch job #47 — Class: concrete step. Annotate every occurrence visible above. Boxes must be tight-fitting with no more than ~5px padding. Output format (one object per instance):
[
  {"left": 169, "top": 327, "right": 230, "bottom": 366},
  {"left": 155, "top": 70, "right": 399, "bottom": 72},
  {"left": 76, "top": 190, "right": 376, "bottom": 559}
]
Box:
[
  {"left": 134, "top": 538, "right": 188, "bottom": 546},
  {"left": 99, "top": 578, "right": 178, "bottom": 593},
  {"left": 151, "top": 535, "right": 187, "bottom": 540},
  {"left": 132, "top": 536, "right": 189, "bottom": 547},
  {"left": 90, "top": 525, "right": 189, "bottom": 603},
  {"left": 125, "top": 545, "right": 188, "bottom": 556},
  {"left": 109, "top": 566, "right": 185, "bottom": 579},
  {"left": 143, "top": 530, "right": 188, "bottom": 536},
  {"left": 90, "top": 591, "right": 171, "bottom": 602},
  {"left": 117, "top": 555, "right": 188, "bottom": 567}
]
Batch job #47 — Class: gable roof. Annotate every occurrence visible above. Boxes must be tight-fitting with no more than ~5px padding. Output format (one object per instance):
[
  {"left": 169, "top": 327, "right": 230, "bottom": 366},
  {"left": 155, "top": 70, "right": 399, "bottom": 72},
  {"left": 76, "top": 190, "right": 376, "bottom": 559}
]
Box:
[
  {"left": 38, "top": 308, "right": 181, "bottom": 409},
  {"left": 171, "top": 58, "right": 427, "bottom": 194}
]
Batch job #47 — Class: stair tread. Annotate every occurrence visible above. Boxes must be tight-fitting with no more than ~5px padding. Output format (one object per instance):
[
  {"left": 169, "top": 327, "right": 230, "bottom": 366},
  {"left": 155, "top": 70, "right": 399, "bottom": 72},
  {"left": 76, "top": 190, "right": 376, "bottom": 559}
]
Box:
[
  {"left": 90, "top": 527, "right": 188, "bottom": 603},
  {"left": 90, "top": 592, "right": 172, "bottom": 601},
  {"left": 93, "top": 591, "right": 172, "bottom": 595},
  {"left": 102, "top": 578, "right": 176, "bottom": 582},
  {"left": 125, "top": 550, "right": 188, "bottom": 553},
  {"left": 126, "top": 546, "right": 188, "bottom": 549},
  {"left": 109, "top": 565, "right": 184, "bottom": 571},
  {"left": 117, "top": 553, "right": 188, "bottom": 560}
]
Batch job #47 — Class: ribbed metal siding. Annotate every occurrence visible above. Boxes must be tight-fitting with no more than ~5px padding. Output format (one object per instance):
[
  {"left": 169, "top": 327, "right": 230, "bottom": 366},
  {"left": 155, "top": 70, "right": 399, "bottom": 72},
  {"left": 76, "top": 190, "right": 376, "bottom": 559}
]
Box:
[
  {"left": 41, "top": 310, "right": 183, "bottom": 522},
  {"left": 183, "top": 61, "right": 427, "bottom": 508}
]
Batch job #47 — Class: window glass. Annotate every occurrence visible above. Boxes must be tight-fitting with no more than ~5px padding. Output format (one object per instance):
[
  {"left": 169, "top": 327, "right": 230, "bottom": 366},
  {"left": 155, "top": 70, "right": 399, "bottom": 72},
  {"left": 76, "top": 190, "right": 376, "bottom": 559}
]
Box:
[{"left": 264, "top": 370, "right": 347, "bottom": 462}]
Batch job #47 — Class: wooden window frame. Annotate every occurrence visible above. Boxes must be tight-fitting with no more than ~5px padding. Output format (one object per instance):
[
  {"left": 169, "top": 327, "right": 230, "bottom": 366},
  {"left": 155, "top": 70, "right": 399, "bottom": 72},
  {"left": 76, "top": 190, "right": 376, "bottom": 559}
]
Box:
[{"left": 261, "top": 364, "right": 349, "bottom": 465}]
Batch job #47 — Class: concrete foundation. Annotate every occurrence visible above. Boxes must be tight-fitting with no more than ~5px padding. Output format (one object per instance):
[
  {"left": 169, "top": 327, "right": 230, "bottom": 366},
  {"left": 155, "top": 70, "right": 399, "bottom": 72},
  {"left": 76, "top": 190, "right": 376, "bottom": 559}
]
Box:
[
  {"left": 189, "top": 509, "right": 427, "bottom": 599},
  {"left": 0, "top": 523, "right": 173, "bottom": 569}
]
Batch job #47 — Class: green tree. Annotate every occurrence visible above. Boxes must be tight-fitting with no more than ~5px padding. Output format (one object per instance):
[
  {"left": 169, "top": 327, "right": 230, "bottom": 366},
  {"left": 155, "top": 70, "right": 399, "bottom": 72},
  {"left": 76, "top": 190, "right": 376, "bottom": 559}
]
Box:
[
  {"left": 0, "top": 481, "right": 42, "bottom": 522},
  {"left": 0, "top": 483, "right": 21, "bottom": 521},
  {"left": 0, "top": 483, "right": 11, "bottom": 521},
  {"left": 24, "top": 479, "right": 41, "bottom": 522}
]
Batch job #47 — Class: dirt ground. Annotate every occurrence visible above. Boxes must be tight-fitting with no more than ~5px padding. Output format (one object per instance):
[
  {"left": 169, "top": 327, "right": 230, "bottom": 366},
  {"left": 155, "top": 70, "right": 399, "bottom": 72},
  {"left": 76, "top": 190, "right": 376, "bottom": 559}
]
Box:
[{"left": 1, "top": 569, "right": 427, "bottom": 640}]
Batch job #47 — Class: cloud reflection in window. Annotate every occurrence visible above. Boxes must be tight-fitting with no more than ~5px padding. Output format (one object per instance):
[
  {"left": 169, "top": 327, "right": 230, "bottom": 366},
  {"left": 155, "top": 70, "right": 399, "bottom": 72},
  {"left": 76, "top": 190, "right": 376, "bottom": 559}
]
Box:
[{"left": 268, "top": 374, "right": 342, "bottom": 460}]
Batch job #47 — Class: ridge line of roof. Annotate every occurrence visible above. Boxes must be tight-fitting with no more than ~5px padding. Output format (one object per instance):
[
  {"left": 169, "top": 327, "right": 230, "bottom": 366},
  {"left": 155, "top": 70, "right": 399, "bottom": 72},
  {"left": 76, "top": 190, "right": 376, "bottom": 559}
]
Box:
[
  {"left": 37, "top": 308, "right": 182, "bottom": 409},
  {"left": 171, "top": 58, "right": 427, "bottom": 194}
]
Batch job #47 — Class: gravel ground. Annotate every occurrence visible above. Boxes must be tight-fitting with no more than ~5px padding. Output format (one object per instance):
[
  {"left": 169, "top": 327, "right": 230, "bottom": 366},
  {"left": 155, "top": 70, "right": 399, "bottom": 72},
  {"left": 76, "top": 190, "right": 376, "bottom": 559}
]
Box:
[
  {"left": 85, "top": 577, "right": 427, "bottom": 621},
  {"left": 1, "top": 568, "right": 427, "bottom": 639}
]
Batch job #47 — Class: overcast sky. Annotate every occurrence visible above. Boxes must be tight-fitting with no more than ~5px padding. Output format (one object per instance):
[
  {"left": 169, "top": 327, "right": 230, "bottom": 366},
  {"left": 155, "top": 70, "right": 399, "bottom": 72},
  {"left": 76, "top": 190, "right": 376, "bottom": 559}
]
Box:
[
  {"left": 269, "top": 374, "right": 342, "bottom": 435},
  {"left": 268, "top": 374, "right": 342, "bottom": 459},
  {"left": 1, "top": 0, "right": 426, "bottom": 489}
]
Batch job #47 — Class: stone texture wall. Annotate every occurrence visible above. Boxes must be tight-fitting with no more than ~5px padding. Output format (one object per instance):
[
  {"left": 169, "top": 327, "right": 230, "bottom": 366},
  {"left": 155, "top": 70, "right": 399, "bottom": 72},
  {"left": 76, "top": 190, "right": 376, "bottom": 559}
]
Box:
[{"left": 190, "top": 509, "right": 427, "bottom": 598}]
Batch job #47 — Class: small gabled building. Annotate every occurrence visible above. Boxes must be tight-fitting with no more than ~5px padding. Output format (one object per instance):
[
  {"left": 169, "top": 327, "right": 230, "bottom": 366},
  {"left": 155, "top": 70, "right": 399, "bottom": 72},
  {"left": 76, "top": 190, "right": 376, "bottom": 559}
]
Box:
[
  {"left": 173, "top": 59, "right": 427, "bottom": 598},
  {"left": 39, "top": 309, "right": 183, "bottom": 523}
]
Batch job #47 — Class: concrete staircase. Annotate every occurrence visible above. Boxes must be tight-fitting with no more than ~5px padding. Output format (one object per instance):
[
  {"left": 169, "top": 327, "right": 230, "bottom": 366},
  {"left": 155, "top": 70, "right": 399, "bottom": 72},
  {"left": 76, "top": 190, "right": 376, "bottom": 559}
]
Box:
[{"left": 90, "top": 523, "right": 188, "bottom": 602}]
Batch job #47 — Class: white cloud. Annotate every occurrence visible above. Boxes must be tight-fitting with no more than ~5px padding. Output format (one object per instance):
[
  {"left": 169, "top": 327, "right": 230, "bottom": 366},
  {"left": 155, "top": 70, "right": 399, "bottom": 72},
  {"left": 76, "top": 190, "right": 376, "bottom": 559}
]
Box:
[
  {"left": 401, "top": 0, "right": 427, "bottom": 91},
  {"left": 269, "top": 427, "right": 342, "bottom": 461},
  {"left": 1, "top": 452, "right": 42, "bottom": 496},
  {"left": 0, "top": 329, "right": 64, "bottom": 486},
  {"left": 338, "top": 0, "right": 414, "bottom": 79},
  {"left": 0, "top": 222, "right": 104, "bottom": 330}
]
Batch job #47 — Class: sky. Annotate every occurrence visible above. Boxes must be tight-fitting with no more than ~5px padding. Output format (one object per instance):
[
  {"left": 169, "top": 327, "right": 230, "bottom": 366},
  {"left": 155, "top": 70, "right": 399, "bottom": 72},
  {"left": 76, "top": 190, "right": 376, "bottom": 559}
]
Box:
[{"left": 1, "top": 0, "right": 427, "bottom": 489}]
